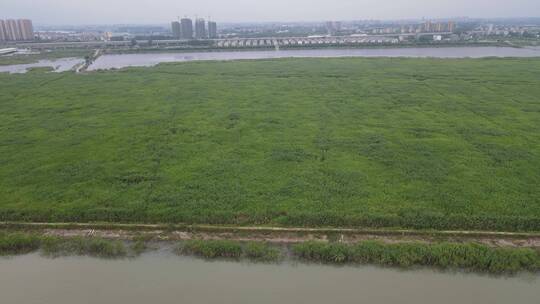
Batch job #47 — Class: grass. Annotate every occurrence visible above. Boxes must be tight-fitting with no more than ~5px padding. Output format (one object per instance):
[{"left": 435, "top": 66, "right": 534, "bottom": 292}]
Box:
[
  {"left": 0, "top": 231, "right": 127, "bottom": 257},
  {"left": 0, "top": 49, "right": 91, "bottom": 66},
  {"left": 1, "top": 57, "right": 540, "bottom": 231},
  {"left": 292, "top": 241, "right": 540, "bottom": 273},
  {"left": 0, "top": 232, "right": 41, "bottom": 255},
  {"left": 41, "top": 237, "right": 127, "bottom": 258},
  {"left": 1, "top": 231, "right": 538, "bottom": 273},
  {"left": 178, "top": 240, "right": 281, "bottom": 261}
]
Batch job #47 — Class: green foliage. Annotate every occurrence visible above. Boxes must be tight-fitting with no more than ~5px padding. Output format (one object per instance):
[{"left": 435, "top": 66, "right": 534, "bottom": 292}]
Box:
[
  {"left": 292, "top": 241, "right": 540, "bottom": 273},
  {"left": 179, "top": 240, "right": 243, "bottom": 259},
  {"left": 0, "top": 232, "right": 41, "bottom": 255},
  {"left": 1, "top": 58, "right": 540, "bottom": 231},
  {"left": 177, "top": 240, "right": 281, "bottom": 261},
  {"left": 244, "top": 242, "right": 281, "bottom": 261},
  {"left": 41, "top": 237, "right": 127, "bottom": 258}
]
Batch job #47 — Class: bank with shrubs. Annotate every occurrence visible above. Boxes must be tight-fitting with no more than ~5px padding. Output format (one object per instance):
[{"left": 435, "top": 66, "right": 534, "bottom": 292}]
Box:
[{"left": 1, "top": 231, "right": 539, "bottom": 274}]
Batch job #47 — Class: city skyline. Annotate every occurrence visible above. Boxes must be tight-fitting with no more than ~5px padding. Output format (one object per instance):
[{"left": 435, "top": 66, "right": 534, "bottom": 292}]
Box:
[{"left": 2, "top": 0, "right": 539, "bottom": 25}]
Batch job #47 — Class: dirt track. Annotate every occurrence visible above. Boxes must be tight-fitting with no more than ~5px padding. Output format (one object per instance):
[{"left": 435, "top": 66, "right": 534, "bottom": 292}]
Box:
[{"left": 2, "top": 222, "right": 540, "bottom": 248}]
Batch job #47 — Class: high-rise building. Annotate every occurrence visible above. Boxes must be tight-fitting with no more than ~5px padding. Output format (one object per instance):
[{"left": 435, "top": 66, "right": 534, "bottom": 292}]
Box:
[
  {"left": 208, "top": 21, "right": 217, "bottom": 39},
  {"left": 0, "top": 20, "right": 7, "bottom": 42},
  {"left": 325, "top": 21, "right": 335, "bottom": 35},
  {"left": 171, "top": 21, "right": 181, "bottom": 39},
  {"left": 424, "top": 20, "right": 432, "bottom": 32},
  {"left": 18, "top": 19, "right": 34, "bottom": 40},
  {"left": 5, "top": 20, "right": 20, "bottom": 41},
  {"left": 180, "top": 18, "right": 193, "bottom": 39},
  {"left": 448, "top": 21, "right": 456, "bottom": 33},
  {"left": 0, "top": 19, "right": 33, "bottom": 41},
  {"left": 195, "top": 18, "right": 207, "bottom": 39}
]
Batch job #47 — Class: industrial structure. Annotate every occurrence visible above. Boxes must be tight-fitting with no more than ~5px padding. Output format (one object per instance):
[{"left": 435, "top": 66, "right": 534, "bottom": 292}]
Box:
[{"left": 0, "top": 19, "right": 34, "bottom": 41}]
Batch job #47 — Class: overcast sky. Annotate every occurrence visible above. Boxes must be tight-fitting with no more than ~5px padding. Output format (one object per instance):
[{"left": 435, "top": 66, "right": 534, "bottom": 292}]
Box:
[{"left": 2, "top": 0, "right": 540, "bottom": 25}]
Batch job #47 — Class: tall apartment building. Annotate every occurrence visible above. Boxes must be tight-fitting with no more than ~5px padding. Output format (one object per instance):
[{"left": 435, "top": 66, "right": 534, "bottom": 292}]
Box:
[
  {"left": 0, "top": 19, "right": 34, "bottom": 41},
  {"left": 424, "top": 21, "right": 432, "bottom": 32},
  {"left": 5, "top": 20, "right": 20, "bottom": 40},
  {"left": 448, "top": 21, "right": 456, "bottom": 33},
  {"left": 171, "top": 21, "right": 181, "bottom": 39},
  {"left": 208, "top": 21, "right": 217, "bottom": 39},
  {"left": 18, "top": 19, "right": 34, "bottom": 40},
  {"left": 0, "top": 20, "right": 6, "bottom": 42},
  {"left": 325, "top": 21, "right": 335, "bottom": 35},
  {"left": 195, "top": 18, "right": 207, "bottom": 39},
  {"left": 180, "top": 18, "right": 193, "bottom": 39}
]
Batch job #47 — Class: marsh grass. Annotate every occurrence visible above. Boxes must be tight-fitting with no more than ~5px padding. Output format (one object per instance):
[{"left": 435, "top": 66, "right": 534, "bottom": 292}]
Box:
[
  {"left": 0, "top": 232, "right": 41, "bottom": 255},
  {"left": 1, "top": 231, "right": 538, "bottom": 273},
  {"left": 244, "top": 242, "right": 282, "bottom": 262},
  {"left": 177, "top": 240, "right": 281, "bottom": 261},
  {"left": 41, "top": 237, "right": 127, "bottom": 258},
  {"left": 1, "top": 58, "right": 540, "bottom": 231},
  {"left": 292, "top": 241, "right": 540, "bottom": 273}
]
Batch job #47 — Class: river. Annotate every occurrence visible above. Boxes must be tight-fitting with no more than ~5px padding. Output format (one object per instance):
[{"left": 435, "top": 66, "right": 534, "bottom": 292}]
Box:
[
  {"left": 87, "top": 47, "right": 540, "bottom": 70},
  {"left": 0, "top": 253, "right": 537, "bottom": 304},
  {"left": 1, "top": 47, "right": 540, "bottom": 74}
]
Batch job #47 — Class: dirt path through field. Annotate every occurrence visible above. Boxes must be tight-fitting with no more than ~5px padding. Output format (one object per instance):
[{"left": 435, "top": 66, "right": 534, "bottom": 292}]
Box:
[{"left": 2, "top": 222, "right": 539, "bottom": 248}]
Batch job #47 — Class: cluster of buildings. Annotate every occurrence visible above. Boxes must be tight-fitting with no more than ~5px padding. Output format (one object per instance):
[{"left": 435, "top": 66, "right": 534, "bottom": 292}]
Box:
[
  {"left": 171, "top": 18, "right": 217, "bottom": 39},
  {"left": 0, "top": 19, "right": 34, "bottom": 41},
  {"left": 216, "top": 36, "right": 399, "bottom": 48},
  {"left": 370, "top": 21, "right": 456, "bottom": 35}
]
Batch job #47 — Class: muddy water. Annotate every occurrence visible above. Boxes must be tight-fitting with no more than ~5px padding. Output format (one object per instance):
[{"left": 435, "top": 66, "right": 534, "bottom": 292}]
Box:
[
  {"left": 87, "top": 46, "right": 540, "bottom": 70},
  {"left": 0, "top": 253, "right": 537, "bottom": 304}
]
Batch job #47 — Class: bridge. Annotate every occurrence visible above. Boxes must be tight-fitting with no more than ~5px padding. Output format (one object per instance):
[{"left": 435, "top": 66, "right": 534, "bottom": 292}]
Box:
[{"left": 4, "top": 32, "right": 452, "bottom": 50}]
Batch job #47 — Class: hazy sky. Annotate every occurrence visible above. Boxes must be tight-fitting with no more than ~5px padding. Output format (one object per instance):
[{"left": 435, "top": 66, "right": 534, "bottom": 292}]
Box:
[{"left": 2, "top": 0, "right": 540, "bottom": 25}]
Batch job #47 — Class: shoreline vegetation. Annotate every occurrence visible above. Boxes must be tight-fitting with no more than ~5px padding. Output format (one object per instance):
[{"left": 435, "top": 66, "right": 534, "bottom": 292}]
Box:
[{"left": 1, "top": 231, "right": 538, "bottom": 274}]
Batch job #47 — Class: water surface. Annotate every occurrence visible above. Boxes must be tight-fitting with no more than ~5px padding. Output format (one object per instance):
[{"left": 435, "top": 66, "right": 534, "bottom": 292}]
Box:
[
  {"left": 0, "top": 58, "right": 83, "bottom": 74},
  {"left": 0, "top": 253, "right": 537, "bottom": 304},
  {"left": 88, "top": 47, "right": 540, "bottom": 70}
]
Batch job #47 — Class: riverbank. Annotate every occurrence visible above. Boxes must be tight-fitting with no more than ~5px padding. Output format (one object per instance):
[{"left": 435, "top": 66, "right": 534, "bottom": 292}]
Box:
[
  {"left": 2, "top": 222, "right": 540, "bottom": 246},
  {"left": 1, "top": 230, "right": 539, "bottom": 274},
  {"left": 0, "top": 48, "right": 91, "bottom": 66}
]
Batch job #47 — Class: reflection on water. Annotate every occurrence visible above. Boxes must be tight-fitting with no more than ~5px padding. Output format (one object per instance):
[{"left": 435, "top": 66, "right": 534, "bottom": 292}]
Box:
[
  {"left": 0, "top": 253, "right": 537, "bottom": 304},
  {"left": 0, "top": 58, "right": 83, "bottom": 74},
  {"left": 87, "top": 47, "right": 540, "bottom": 70}
]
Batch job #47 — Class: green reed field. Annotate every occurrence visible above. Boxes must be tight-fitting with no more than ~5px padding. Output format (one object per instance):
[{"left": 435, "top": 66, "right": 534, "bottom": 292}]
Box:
[{"left": 1, "top": 57, "right": 539, "bottom": 231}]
